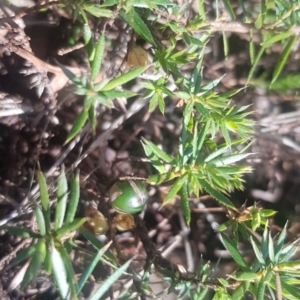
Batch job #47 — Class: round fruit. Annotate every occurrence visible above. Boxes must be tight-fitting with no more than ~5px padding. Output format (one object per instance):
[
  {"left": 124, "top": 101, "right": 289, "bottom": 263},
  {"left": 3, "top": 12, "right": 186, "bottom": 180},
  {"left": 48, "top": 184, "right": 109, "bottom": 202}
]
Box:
[{"left": 109, "top": 180, "right": 148, "bottom": 214}]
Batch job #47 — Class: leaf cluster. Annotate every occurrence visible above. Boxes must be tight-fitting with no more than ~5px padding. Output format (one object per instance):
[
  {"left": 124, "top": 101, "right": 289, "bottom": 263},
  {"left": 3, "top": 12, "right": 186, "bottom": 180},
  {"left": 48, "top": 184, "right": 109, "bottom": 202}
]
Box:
[
  {"left": 142, "top": 60, "right": 254, "bottom": 224},
  {"left": 4, "top": 0, "right": 300, "bottom": 299},
  {"left": 61, "top": 23, "right": 147, "bottom": 142},
  {"left": 2, "top": 170, "right": 133, "bottom": 300},
  {"left": 220, "top": 222, "right": 300, "bottom": 300}
]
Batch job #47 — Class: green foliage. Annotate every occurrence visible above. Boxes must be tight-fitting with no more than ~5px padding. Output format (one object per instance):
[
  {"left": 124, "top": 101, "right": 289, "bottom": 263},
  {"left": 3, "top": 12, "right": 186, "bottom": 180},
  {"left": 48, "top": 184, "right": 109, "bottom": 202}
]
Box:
[
  {"left": 3, "top": 170, "right": 83, "bottom": 298},
  {"left": 253, "top": 73, "right": 300, "bottom": 92},
  {"left": 59, "top": 0, "right": 113, "bottom": 22},
  {"left": 220, "top": 223, "right": 300, "bottom": 299},
  {"left": 2, "top": 170, "right": 129, "bottom": 299},
  {"left": 143, "top": 77, "right": 172, "bottom": 114},
  {"left": 241, "top": 0, "right": 300, "bottom": 85},
  {"left": 4, "top": 0, "right": 300, "bottom": 299},
  {"left": 62, "top": 58, "right": 146, "bottom": 142},
  {"left": 60, "top": 22, "right": 148, "bottom": 143}
]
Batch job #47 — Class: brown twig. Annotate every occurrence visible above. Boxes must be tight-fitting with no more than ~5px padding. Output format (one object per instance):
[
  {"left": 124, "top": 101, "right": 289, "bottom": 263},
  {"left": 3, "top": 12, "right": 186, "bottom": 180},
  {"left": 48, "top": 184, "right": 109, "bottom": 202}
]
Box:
[
  {"left": 6, "top": 44, "right": 70, "bottom": 75},
  {"left": 193, "top": 207, "right": 226, "bottom": 213},
  {"left": 13, "top": 0, "right": 60, "bottom": 19},
  {"left": 133, "top": 214, "right": 180, "bottom": 273},
  {"left": 57, "top": 43, "right": 85, "bottom": 56}
]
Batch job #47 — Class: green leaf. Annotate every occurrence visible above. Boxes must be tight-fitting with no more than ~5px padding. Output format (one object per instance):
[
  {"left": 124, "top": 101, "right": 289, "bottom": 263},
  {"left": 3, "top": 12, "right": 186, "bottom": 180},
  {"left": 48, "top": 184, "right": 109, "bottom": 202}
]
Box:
[
  {"left": 35, "top": 205, "right": 46, "bottom": 236},
  {"left": 261, "top": 223, "right": 269, "bottom": 260},
  {"left": 230, "top": 272, "right": 258, "bottom": 281},
  {"left": 250, "top": 236, "right": 265, "bottom": 265},
  {"left": 182, "top": 32, "right": 204, "bottom": 46},
  {"left": 179, "top": 124, "right": 188, "bottom": 163},
  {"left": 232, "top": 281, "right": 250, "bottom": 300},
  {"left": 261, "top": 31, "right": 292, "bottom": 47},
  {"left": 100, "top": 90, "right": 137, "bottom": 98},
  {"left": 274, "top": 222, "right": 288, "bottom": 262},
  {"left": 195, "top": 286, "right": 209, "bottom": 300},
  {"left": 149, "top": 93, "right": 159, "bottom": 112},
  {"left": 51, "top": 242, "right": 71, "bottom": 299},
  {"left": 222, "top": 31, "right": 229, "bottom": 59},
  {"left": 65, "top": 171, "right": 80, "bottom": 224},
  {"left": 176, "top": 91, "right": 190, "bottom": 100},
  {"left": 197, "top": 178, "right": 236, "bottom": 210},
  {"left": 281, "top": 281, "right": 300, "bottom": 299},
  {"left": 38, "top": 171, "right": 50, "bottom": 226},
  {"left": 119, "top": 8, "right": 156, "bottom": 46},
  {"left": 132, "top": 0, "right": 174, "bottom": 9},
  {"left": 217, "top": 220, "right": 234, "bottom": 232},
  {"left": 9, "top": 243, "right": 37, "bottom": 269},
  {"left": 183, "top": 101, "right": 194, "bottom": 127},
  {"left": 55, "top": 60, "right": 77, "bottom": 82},
  {"left": 44, "top": 249, "right": 52, "bottom": 275},
  {"left": 147, "top": 172, "right": 176, "bottom": 185},
  {"left": 192, "top": 53, "right": 204, "bottom": 94},
  {"left": 2, "top": 226, "right": 42, "bottom": 238},
  {"left": 193, "top": 122, "right": 209, "bottom": 164},
  {"left": 200, "top": 77, "right": 222, "bottom": 92},
  {"left": 163, "top": 173, "right": 189, "bottom": 205},
  {"left": 77, "top": 250, "right": 103, "bottom": 294},
  {"left": 89, "top": 104, "right": 96, "bottom": 130},
  {"left": 77, "top": 243, "right": 113, "bottom": 295},
  {"left": 143, "top": 150, "right": 166, "bottom": 173},
  {"left": 278, "top": 238, "right": 300, "bottom": 263},
  {"left": 257, "top": 277, "right": 266, "bottom": 300},
  {"left": 247, "top": 46, "right": 265, "bottom": 84},
  {"left": 141, "top": 137, "right": 174, "bottom": 164},
  {"left": 93, "top": 78, "right": 110, "bottom": 92},
  {"left": 66, "top": 109, "right": 89, "bottom": 143},
  {"left": 55, "top": 166, "right": 68, "bottom": 230},
  {"left": 88, "top": 258, "right": 134, "bottom": 300},
  {"left": 255, "top": 14, "right": 263, "bottom": 29},
  {"left": 204, "top": 145, "right": 230, "bottom": 163},
  {"left": 237, "top": 0, "right": 249, "bottom": 19},
  {"left": 81, "top": 227, "right": 104, "bottom": 249},
  {"left": 55, "top": 218, "right": 86, "bottom": 238},
  {"left": 267, "top": 236, "right": 276, "bottom": 262},
  {"left": 260, "top": 209, "right": 276, "bottom": 217},
  {"left": 191, "top": 122, "right": 199, "bottom": 164},
  {"left": 91, "top": 33, "right": 105, "bottom": 81},
  {"left": 95, "top": 95, "right": 114, "bottom": 108},
  {"left": 158, "top": 93, "right": 165, "bottom": 114},
  {"left": 222, "top": 0, "right": 236, "bottom": 20},
  {"left": 260, "top": 0, "right": 266, "bottom": 25},
  {"left": 249, "top": 29, "right": 255, "bottom": 65},
  {"left": 21, "top": 239, "right": 46, "bottom": 289},
  {"left": 220, "top": 232, "right": 249, "bottom": 271},
  {"left": 197, "top": 0, "right": 206, "bottom": 20},
  {"left": 84, "top": 94, "right": 95, "bottom": 111},
  {"left": 209, "top": 153, "right": 253, "bottom": 166},
  {"left": 83, "top": 4, "right": 113, "bottom": 18},
  {"left": 220, "top": 88, "right": 244, "bottom": 99},
  {"left": 101, "top": 66, "right": 147, "bottom": 91},
  {"left": 57, "top": 246, "right": 77, "bottom": 299},
  {"left": 101, "top": 0, "right": 119, "bottom": 6},
  {"left": 271, "top": 35, "right": 297, "bottom": 85},
  {"left": 81, "top": 227, "right": 117, "bottom": 263},
  {"left": 83, "top": 24, "right": 94, "bottom": 62},
  {"left": 179, "top": 183, "right": 190, "bottom": 225}
]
